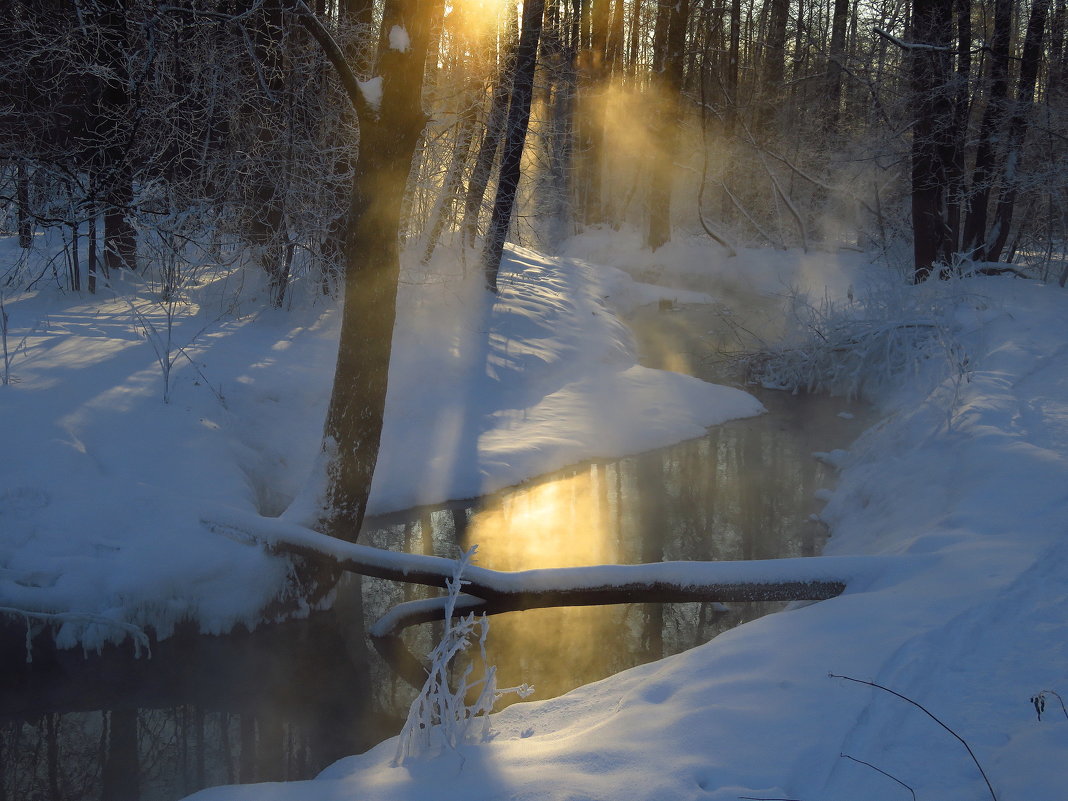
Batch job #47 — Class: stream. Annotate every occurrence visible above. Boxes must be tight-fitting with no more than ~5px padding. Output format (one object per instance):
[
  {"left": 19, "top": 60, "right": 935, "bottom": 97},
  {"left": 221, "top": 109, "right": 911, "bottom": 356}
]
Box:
[{"left": 0, "top": 289, "right": 874, "bottom": 801}]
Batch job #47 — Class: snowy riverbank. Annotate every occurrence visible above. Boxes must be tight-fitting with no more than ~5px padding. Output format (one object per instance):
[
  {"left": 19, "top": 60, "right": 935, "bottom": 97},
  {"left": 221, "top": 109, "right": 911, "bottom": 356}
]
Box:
[
  {"left": 185, "top": 254, "right": 1068, "bottom": 801},
  {"left": 0, "top": 238, "right": 762, "bottom": 649}
]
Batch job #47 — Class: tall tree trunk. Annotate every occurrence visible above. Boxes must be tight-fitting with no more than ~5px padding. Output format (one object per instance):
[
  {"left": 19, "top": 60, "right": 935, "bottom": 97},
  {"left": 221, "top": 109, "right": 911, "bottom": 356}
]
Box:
[
  {"left": 944, "top": 0, "right": 971, "bottom": 254},
  {"left": 825, "top": 0, "right": 850, "bottom": 133},
  {"left": 300, "top": 0, "right": 436, "bottom": 540},
  {"left": 761, "top": 0, "right": 789, "bottom": 130},
  {"left": 726, "top": 0, "right": 741, "bottom": 133},
  {"left": 578, "top": 0, "right": 609, "bottom": 224},
  {"left": 461, "top": 1, "right": 520, "bottom": 247},
  {"left": 1052, "top": 0, "right": 1066, "bottom": 96},
  {"left": 99, "top": 0, "right": 137, "bottom": 274},
  {"left": 482, "top": 0, "right": 547, "bottom": 292},
  {"left": 16, "top": 161, "right": 32, "bottom": 249},
  {"left": 987, "top": 0, "right": 1051, "bottom": 262},
  {"left": 542, "top": 0, "right": 581, "bottom": 250},
  {"left": 909, "top": 0, "right": 954, "bottom": 281},
  {"left": 606, "top": 0, "right": 625, "bottom": 74},
  {"left": 646, "top": 0, "right": 690, "bottom": 251},
  {"left": 627, "top": 0, "right": 643, "bottom": 81},
  {"left": 961, "top": 0, "right": 1012, "bottom": 260}
]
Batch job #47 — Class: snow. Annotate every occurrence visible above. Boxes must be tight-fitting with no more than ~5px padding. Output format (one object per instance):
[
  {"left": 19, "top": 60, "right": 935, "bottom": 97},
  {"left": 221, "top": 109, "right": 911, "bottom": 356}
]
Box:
[
  {"left": 206, "top": 503, "right": 889, "bottom": 599},
  {"left": 388, "top": 25, "right": 410, "bottom": 52},
  {"left": 358, "top": 76, "right": 383, "bottom": 111},
  {"left": 7, "top": 226, "right": 1068, "bottom": 801},
  {"left": 181, "top": 251, "right": 1068, "bottom": 801},
  {"left": 0, "top": 239, "right": 761, "bottom": 650}
]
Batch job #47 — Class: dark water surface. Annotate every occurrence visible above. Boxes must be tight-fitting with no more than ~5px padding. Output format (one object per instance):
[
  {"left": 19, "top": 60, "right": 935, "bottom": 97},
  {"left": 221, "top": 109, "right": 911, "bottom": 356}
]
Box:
[{"left": 0, "top": 297, "right": 873, "bottom": 801}]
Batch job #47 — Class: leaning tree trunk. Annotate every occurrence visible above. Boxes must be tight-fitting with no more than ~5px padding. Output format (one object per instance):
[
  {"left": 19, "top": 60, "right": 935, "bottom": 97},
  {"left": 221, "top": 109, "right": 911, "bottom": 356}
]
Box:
[
  {"left": 482, "top": 0, "right": 547, "bottom": 293},
  {"left": 461, "top": 0, "right": 520, "bottom": 248}
]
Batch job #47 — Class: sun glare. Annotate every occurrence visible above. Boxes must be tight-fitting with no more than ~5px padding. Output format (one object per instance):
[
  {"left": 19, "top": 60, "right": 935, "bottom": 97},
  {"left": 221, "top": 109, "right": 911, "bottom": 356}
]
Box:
[
  {"left": 456, "top": 466, "right": 627, "bottom": 701},
  {"left": 445, "top": 0, "right": 514, "bottom": 41}
]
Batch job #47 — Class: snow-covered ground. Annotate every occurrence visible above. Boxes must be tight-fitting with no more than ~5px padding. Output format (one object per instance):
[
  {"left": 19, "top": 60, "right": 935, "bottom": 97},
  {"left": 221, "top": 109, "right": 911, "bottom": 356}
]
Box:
[
  {"left": 6, "top": 229, "right": 1068, "bottom": 801},
  {"left": 183, "top": 239, "right": 1068, "bottom": 801},
  {"left": 0, "top": 235, "right": 761, "bottom": 649}
]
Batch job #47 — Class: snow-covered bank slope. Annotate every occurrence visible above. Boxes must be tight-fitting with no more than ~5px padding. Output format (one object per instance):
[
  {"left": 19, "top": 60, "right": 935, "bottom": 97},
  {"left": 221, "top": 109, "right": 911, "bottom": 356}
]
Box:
[
  {"left": 357, "top": 245, "right": 764, "bottom": 514},
  {"left": 186, "top": 274, "right": 1068, "bottom": 801},
  {"left": 0, "top": 242, "right": 761, "bottom": 648}
]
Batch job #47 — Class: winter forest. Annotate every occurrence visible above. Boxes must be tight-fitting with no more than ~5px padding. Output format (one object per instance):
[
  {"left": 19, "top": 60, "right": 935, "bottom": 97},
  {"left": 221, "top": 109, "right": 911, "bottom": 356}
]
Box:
[{"left": 2, "top": 0, "right": 1068, "bottom": 800}]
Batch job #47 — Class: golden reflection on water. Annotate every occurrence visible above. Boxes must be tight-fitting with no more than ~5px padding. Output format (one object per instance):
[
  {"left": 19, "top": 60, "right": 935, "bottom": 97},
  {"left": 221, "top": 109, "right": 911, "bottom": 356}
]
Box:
[
  {"left": 375, "top": 300, "right": 872, "bottom": 706},
  {"left": 457, "top": 467, "right": 631, "bottom": 700}
]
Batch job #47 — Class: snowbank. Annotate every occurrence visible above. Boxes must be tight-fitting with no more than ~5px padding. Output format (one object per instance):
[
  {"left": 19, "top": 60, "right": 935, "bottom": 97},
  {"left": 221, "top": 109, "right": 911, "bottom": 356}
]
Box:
[
  {"left": 0, "top": 241, "right": 761, "bottom": 650},
  {"left": 186, "top": 272, "right": 1068, "bottom": 801}
]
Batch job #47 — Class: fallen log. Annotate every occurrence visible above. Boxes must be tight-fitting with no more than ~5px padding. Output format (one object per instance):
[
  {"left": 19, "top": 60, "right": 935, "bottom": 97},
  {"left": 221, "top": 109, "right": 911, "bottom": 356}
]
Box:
[{"left": 203, "top": 506, "right": 889, "bottom": 629}]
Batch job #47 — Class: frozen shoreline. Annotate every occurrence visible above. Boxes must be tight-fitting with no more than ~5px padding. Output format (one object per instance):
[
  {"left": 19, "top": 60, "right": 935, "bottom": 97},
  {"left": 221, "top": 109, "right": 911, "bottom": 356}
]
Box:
[
  {"left": 187, "top": 244, "right": 1068, "bottom": 801},
  {"left": 0, "top": 238, "right": 763, "bottom": 651}
]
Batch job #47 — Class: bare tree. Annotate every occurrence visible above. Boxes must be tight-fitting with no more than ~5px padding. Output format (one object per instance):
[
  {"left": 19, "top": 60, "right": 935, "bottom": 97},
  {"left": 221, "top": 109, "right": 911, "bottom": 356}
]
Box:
[
  {"left": 482, "top": 0, "right": 547, "bottom": 292},
  {"left": 299, "top": 0, "right": 441, "bottom": 540}
]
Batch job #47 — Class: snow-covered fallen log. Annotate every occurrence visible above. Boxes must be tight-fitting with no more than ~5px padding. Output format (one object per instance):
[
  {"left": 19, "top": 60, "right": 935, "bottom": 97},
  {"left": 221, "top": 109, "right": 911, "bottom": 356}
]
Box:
[{"left": 202, "top": 507, "right": 894, "bottom": 632}]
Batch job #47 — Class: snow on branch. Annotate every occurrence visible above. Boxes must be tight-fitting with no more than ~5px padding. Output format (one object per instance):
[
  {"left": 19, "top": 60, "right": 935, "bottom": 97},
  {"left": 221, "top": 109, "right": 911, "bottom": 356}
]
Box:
[
  {"left": 0, "top": 606, "right": 151, "bottom": 662},
  {"left": 289, "top": 0, "right": 376, "bottom": 122},
  {"left": 873, "top": 27, "right": 953, "bottom": 52},
  {"left": 203, "top": 507, "right": 897, "bottom": 634}
]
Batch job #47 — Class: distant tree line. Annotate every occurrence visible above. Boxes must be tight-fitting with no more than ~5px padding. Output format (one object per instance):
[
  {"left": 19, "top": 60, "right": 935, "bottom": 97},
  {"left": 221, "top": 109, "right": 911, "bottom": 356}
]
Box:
[
  {"left": 3, "top": 0, "right": 1066, "bottom": 291},
  {"left": 2, "top": 0, "right": 1066, "bottom": 537}
]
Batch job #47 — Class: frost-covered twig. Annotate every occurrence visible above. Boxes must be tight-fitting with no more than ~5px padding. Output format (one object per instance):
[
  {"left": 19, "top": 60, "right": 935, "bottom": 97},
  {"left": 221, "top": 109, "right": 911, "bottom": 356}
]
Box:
[
  {"left": 749, "top": 281, "right": 975, "bottom": 400},
  {"left": 1030, "top": 689, "right": 1068, "bottom": 722},
  {"left": 393, "top": 547, "right": 532, "bottom": 765},
  {"left": 0, "top": 606, "right": 152, "bottom": 662}
]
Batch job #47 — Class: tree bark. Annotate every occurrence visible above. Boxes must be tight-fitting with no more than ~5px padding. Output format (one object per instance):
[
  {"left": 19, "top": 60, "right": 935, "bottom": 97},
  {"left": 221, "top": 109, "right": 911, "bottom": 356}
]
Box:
[
  {"left": 203, "top": 506, "right": 881, "bottom": 630},
  {"left": 299, "top": 0, "right": 435, "bottom": 541},
  {"left": 578, "top": 0, "right": 610, "bottom": 225},
  {"left": 461, "top": 1, "right": 520, "bottom": 248},
  {"left": 726, "top": 0, "right": 741, "bottom": 133},
  {"left": 98, "top": 0, "right": 137, "bottom": 274},
  {"left": 944, "top": 0, "right": 971, "bottom": 254},
  {"left": 909, "top": 0, "right": 954, "bottom": 281},
  {"left": 986, "top": 0, "right": 1051, "bottom": 262},
  {"left": 961, "top": 0, "right": 1012, "bottom": 261},
  {"left": 761, "top": 0, "right": 789, "bottom": 128},
  {"left": 825, "top": 0, "right": 851, "bottom": 134},
  {"left": 541, "top": 0, "right": 581, "bottom": 250},
  {"left": 646, "top": 0, "right": 689, "bottom": 252},
  {"left": 17, "top": 162, "right": 32, "bottom": 249},
  {"left": 482, "top": 0, "right": 547, "bottom": 292}
]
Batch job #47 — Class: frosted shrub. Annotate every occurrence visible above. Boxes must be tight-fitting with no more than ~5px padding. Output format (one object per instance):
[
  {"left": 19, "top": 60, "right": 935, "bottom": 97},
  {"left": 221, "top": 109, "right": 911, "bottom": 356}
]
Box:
[
  {"left": 394, "top": 546, "right": 533, "bottom": 765},
  {"left": 749, "top": 277, "right": 974, "bottom": 401}
]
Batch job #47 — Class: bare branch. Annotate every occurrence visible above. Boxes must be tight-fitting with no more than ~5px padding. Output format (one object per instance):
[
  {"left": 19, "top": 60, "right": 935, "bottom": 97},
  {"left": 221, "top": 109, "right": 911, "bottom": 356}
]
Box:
[
  {"left": 874, "top": 27, "right": 953, "bottom": 52},
  {"left": 830, "top": 673, "right": 997, "bottom": 801},
  {"left": 288, "top": 0, "right": 373, "bottom": 124}
]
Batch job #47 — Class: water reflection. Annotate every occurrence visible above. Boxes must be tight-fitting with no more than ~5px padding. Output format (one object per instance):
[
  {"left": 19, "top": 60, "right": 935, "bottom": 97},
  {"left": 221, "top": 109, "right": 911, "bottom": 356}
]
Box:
[
  {"left": 0, "top": 301, "right": 872, "bottom": 801},
  {"left": 359, "top": 375, "right": 863, "bottom": 703},
  {"left": 0, "top": 612, "right": 401, "bottom": 801}
]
